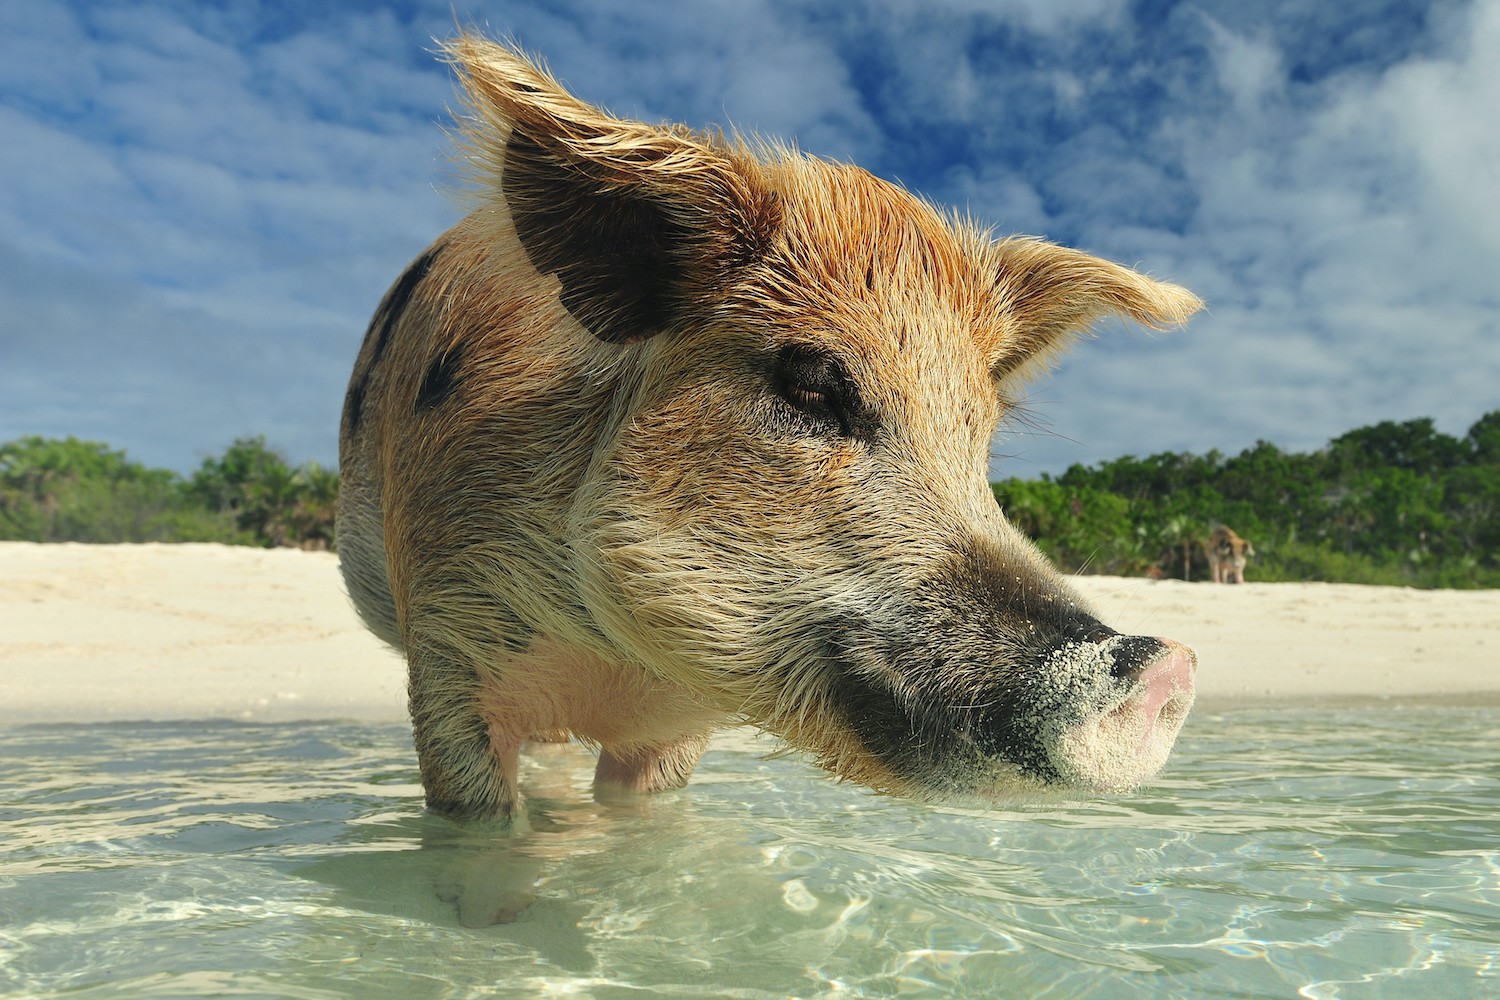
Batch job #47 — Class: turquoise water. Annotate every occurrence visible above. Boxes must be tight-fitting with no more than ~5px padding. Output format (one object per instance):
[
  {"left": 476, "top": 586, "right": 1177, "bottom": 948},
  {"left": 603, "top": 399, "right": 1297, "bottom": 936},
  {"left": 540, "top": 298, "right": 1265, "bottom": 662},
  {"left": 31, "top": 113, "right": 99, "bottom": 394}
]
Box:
[{"left": 0, "top": 708, "right": 1496, "bottom": 999}]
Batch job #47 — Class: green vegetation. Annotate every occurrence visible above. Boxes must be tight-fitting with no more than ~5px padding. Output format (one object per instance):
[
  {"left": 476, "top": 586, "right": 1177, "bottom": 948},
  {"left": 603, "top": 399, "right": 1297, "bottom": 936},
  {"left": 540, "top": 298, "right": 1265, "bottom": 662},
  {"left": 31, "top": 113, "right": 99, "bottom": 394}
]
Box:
[
  {"left": 3, "top": 412, "right": 1497, "bottom": 587},
  {"left": 0, "top": 436, "right": 337, "bottom": 549},
  {"left": 994, "top": 412, "right": 1500, "bottom": 589}
]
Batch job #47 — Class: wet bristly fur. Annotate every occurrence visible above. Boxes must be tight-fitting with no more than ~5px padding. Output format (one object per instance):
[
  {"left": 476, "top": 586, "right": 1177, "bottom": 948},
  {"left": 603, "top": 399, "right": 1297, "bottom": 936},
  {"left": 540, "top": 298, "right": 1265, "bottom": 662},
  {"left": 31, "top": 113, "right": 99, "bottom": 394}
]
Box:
[{"left": 338, "top": 35, "right": 1203, "bottom": 819}]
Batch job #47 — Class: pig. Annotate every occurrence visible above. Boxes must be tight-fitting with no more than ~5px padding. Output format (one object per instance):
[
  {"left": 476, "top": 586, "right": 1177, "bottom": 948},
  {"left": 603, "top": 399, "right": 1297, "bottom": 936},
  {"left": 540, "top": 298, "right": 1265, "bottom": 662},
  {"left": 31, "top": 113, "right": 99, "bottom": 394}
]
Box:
[
  {"left": 337, "top": 35, "right": 1202, "bottom": 822},
  {"left": 1209, "top": 525, "right": 1255, "bottom": 584}
]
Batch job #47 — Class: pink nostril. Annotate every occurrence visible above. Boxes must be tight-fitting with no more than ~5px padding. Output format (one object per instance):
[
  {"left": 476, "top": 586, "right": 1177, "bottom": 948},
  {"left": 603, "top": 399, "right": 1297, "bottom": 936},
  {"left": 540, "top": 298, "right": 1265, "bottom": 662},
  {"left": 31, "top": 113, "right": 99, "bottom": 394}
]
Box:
[{"left": 1137, "top": 643, "right": 1197, "bottom": 718}]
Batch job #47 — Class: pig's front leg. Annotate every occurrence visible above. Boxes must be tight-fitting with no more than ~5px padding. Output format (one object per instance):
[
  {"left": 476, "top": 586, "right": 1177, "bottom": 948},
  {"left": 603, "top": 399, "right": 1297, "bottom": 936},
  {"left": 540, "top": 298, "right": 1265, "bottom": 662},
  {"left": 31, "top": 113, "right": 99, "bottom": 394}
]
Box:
[{"left": 408, "top": 648, "right": 523, "bottom": 820}]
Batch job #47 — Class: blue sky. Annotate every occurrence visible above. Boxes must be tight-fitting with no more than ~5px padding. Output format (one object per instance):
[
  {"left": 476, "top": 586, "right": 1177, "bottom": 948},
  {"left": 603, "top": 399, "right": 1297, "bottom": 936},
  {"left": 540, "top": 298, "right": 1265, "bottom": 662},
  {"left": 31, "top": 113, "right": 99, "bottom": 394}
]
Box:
[{"left": 2, "top": 0, "right": 1497, "bottom": 478}]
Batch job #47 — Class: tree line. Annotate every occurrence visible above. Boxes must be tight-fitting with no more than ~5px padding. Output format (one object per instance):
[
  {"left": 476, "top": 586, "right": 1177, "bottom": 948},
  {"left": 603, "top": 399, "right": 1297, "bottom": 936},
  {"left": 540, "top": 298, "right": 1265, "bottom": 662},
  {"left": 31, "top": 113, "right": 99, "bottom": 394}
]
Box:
[
  {"left": 3, "top": 412, "right": 1497, "bottom": 587},
  {"left": 993, "top": 411, "right": 1500, "bottom": 589},
  {"left": 0, "top": 436, "right": 336, "bottom": 550}
]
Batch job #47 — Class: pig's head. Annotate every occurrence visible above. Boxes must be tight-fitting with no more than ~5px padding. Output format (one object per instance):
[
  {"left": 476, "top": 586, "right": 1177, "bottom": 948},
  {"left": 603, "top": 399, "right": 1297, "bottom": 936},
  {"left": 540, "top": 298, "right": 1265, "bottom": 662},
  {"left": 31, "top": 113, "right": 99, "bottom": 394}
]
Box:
[{"left": 451, "top": 37, "right": 1201, "bottom": 800}]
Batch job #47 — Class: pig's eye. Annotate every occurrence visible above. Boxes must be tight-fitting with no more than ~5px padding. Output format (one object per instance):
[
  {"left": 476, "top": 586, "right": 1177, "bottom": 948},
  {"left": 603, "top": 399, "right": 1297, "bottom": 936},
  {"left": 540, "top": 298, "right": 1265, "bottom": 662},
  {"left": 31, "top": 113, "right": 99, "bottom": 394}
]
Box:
[{"left": 772, "top": 344, "right": 867, "bottom": 439}]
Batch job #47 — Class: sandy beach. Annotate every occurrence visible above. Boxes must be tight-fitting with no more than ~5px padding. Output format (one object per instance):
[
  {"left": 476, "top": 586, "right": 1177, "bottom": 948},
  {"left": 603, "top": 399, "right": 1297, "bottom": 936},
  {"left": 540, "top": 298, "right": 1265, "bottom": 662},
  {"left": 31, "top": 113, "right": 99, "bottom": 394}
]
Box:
[{"left": 2, "top": 541, "right": 1497, "bottom": 725}]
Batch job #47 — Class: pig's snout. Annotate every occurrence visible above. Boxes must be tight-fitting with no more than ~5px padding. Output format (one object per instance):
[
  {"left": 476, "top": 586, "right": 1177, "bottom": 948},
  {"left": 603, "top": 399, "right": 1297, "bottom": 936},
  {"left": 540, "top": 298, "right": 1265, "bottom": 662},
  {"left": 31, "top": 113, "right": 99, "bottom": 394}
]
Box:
[
  {"left": 1122, "top": 639, "right": 1198, "bottom": 718},
  {"left": 1050, "top": 634, "right": 1197, "bottom": 792}
]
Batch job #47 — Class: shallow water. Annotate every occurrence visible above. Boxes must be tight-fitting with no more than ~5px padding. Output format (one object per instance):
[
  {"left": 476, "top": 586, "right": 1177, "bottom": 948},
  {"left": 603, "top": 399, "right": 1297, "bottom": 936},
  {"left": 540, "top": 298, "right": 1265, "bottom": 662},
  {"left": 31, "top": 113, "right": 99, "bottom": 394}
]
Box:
[{"left": 0, "top": 708, "right": 1496, "bottom": 999}]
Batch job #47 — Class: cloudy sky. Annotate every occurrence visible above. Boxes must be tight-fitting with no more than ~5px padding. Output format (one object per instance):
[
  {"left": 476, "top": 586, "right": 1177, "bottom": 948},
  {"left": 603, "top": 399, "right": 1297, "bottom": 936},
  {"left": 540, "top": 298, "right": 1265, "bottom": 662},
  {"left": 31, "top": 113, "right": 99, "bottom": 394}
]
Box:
[{"left": 3, "top": 0, "right": 1496, "bottom": 479}]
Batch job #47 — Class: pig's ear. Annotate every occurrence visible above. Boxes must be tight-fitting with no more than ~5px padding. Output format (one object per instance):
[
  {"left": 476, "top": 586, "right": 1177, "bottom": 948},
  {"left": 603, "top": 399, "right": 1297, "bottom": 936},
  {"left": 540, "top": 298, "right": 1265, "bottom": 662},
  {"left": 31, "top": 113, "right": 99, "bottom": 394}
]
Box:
[
  {"left": 444, "top": 35, "right": 781, "bottom": 344},
  {"left": 990, "top": 237, "right": 1202, "bottom": 380}
]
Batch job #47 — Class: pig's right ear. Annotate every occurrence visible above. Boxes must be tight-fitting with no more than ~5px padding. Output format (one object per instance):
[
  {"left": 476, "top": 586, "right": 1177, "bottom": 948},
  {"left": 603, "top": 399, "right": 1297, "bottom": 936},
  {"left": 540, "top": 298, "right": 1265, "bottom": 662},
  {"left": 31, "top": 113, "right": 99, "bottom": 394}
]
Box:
[
  {"left": 445, "top": 35, "right": 782, "bottom": 344},
  {"left": 989, "top": 237, "right": 1203, "bottom": 381}
]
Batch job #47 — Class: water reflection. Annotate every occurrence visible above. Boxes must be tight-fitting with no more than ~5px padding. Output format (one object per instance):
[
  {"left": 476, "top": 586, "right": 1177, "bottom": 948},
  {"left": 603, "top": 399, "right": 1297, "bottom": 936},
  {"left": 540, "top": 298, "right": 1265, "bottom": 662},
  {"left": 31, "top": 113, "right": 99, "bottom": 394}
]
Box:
[{"left": 0, "top": 710, "right": 1496, "bottom": 998}]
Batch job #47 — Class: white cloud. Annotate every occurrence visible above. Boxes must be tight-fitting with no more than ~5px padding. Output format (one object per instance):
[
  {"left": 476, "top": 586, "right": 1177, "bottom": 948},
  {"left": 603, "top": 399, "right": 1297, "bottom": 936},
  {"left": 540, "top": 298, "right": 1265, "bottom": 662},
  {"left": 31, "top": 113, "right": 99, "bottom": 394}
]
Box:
[
  {"left": 1370, "top": 0, "right": 1500, "bottom": 261},
  {"left": 1201, "top": 16, "right": 1283, "bottom": 117},
  {"left": 913, "top": 0, "right": 1130, "bottom": 36},
  {"left": 1, "top": 0, "right": 1496, "bottom": 483},
  {"left": 1039, "top": 0, "right": 1500, "bottom": 474},
  {"left": 946, "top": 166, "right": 1053, "bottom": 237},
  {"left": 0, "top": 1, "right": 456, "bottom": 470}
]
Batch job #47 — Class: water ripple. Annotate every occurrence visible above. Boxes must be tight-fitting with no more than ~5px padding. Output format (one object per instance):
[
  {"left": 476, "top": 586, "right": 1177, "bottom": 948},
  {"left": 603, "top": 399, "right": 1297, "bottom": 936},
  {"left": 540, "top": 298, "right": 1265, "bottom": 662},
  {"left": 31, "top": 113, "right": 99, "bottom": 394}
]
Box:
[{"left": 0, "top": 709, "right": 1496, "bottom": 997}]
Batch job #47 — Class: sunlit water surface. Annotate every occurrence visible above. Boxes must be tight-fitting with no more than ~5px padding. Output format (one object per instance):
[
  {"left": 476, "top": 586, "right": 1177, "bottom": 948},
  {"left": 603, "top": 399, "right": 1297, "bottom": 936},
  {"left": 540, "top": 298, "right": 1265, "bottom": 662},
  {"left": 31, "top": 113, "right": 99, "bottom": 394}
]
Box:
[{"left": 1, "top": 708, "right": 1496, "bottom": 999}]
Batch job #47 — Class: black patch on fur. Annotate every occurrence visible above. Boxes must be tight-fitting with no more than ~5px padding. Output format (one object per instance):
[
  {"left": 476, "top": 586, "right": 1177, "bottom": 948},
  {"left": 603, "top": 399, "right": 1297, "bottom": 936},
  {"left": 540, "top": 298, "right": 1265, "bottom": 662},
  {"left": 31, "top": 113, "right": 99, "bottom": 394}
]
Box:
[
  {"left": 342, "top": 372, "right": 369, "bottom": 436},
  {"left": 370, "top": 245, "right": 441, "bottom": 367},
  {"left": 824, "top": 637, "right": 955, "bottom": 773},
  {"left": 414, "top": 345, "right": 464, "bottom": 414},
  {"left": 503, "top": 128, "right": 692, "bottom": 344},
  {"left": 344, "top": 244, "right": 443, "bottom": 435},
  {"left": 823, "top": 632, "right": 1061, "bottom": 788}
]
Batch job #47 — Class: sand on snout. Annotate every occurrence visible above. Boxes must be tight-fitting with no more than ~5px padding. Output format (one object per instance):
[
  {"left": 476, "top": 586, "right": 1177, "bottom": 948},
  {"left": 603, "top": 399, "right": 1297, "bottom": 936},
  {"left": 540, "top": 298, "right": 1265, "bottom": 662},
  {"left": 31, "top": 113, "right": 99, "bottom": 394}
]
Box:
[{"left": 1, "top": 541, "right": 1497, "bottom": 725}]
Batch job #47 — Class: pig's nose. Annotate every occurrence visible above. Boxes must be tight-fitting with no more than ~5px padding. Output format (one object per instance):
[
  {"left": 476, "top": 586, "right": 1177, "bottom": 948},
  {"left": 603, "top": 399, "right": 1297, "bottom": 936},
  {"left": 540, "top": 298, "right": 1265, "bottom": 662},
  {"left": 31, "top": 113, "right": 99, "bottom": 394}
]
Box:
[
  {"left": 1106, "top": 635, "right": 1169, "bottom": 680},
  {"left": 1063, "top": 619, "right": 1170, "bottom": 680}
]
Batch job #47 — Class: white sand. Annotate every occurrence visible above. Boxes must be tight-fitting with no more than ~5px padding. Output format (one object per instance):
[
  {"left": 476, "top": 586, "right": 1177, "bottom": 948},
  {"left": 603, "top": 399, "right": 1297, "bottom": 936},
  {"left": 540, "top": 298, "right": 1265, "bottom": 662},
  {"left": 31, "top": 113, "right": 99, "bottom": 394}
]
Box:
[
  {"left": 0, "top": 542, "right": 406, "bottom": 725},
  {"left": 2, "top": 541, "right": 1497, "bottom": 725}
]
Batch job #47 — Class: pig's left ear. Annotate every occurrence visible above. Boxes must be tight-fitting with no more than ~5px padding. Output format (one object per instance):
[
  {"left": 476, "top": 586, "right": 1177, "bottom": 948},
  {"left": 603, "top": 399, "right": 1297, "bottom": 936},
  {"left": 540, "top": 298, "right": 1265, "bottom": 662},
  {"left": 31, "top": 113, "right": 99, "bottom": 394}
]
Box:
[
  {"left": 990, "top": 237, "right": 1203, "bottom": 380},
  {"left": 444, "top": 34, "right": 782, "bottom": 344}
]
